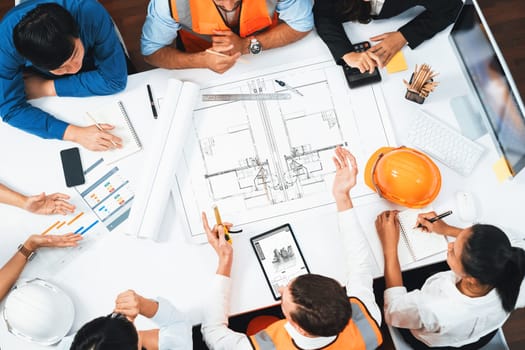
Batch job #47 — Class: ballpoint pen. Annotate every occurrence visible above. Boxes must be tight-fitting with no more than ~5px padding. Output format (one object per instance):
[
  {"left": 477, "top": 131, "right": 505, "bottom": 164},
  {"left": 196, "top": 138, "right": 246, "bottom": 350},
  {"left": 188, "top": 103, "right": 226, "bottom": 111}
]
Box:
[
  {"left": 147, "top": 84, "right": 158, "bottom": 119},
  {"left": 213, "top": 204, "right": 232, "bottom": 243},
  {"left": 417, "top": 210, "right": 453, "bottom": 228},
  {"left": 274, "top": 79, "right": 304, "bottom": 97},
  {"left": 86, "top": 112, "right": 118, "bottom": 147}
]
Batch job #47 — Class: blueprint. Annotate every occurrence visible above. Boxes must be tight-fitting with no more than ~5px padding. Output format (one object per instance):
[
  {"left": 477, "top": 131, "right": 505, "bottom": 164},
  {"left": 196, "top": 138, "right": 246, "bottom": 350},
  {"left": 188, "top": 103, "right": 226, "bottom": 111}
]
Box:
[{"left": 173, "top": 61, "right": 396, "bottom": 241}]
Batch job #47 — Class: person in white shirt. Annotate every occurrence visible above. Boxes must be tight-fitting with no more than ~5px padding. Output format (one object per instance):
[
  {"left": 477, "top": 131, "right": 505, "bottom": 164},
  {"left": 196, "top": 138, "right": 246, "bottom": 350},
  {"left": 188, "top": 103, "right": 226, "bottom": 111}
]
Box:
[
  {"left": 60, "top": 290, "right": 192, "bottom": 349},
  {"left": 375, "top": 210, "right": 525, "bottom": 348},
  {"left": 201, "top": 147, "right": 383, "bottom": 350}
]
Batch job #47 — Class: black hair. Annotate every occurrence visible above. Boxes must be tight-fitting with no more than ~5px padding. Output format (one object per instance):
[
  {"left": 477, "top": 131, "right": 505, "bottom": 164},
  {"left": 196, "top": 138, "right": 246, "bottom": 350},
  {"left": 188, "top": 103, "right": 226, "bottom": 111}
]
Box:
[
  {"left": 462, "top": 224, "right": 525, "bottom": 312},
  {"left": 289, "top": 274, "right": 352, "bottom": 337},
  {"left": 334, "top": 0, "right": 372, "bottom": 24},
  {"left": 13, "top": 3, "right": 79, "bottom": 70},
  {"left": 70, "top": 314, "right": 138, "bottom": 350}
]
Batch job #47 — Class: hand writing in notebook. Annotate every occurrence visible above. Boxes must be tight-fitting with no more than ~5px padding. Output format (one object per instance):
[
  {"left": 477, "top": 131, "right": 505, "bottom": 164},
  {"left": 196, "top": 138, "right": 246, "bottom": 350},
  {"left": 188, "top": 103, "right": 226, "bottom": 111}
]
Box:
[
  {"left": 415, "top": 211, "right": 462, "bottom": 236},
  {"left": 63, "top": 124, "right": 122, "bottom": 151}
]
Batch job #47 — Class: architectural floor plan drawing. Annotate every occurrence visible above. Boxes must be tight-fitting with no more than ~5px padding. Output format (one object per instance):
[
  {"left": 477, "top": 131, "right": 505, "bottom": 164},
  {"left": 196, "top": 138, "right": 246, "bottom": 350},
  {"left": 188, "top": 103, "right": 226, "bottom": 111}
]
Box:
[{"left": 173, "top": 61, "right": 396, "bottom": 241}]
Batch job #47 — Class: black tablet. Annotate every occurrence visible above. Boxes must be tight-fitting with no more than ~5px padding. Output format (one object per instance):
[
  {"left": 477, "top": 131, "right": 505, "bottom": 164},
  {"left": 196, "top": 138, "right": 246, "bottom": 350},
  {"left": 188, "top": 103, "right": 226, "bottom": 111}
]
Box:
[{"left": 250, "top": 224, "right": 310, "bottom": 300}]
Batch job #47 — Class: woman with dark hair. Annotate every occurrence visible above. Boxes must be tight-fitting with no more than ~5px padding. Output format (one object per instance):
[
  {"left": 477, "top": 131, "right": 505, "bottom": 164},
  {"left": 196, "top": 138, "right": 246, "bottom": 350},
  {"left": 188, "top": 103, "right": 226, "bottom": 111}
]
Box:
[
  {"left": 375, "top": 210, "right": 525, "bottom": 349},
  {"left": 313, "top": 0, "right": 462, "bottom": 73},
  {"left": 58, "top": 290, "right": 192, "bottom": 349}
]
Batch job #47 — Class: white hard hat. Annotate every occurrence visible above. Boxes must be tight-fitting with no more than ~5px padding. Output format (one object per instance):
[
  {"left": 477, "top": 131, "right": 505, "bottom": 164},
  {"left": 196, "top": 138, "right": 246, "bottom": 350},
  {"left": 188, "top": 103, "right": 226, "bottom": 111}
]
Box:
[{"left": 3, "top": 279, "right": 75, "bottom": 345}]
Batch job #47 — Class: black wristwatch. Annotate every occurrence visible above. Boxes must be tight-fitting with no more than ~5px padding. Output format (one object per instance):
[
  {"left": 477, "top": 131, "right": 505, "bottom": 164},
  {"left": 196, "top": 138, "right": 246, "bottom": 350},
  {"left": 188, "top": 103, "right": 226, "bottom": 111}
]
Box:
[
  {"left": 249, "top": 38, "right": 262, "bottom": 55},
  {"left": 17, "top": 243, "right": 35, "bottom": 261}
]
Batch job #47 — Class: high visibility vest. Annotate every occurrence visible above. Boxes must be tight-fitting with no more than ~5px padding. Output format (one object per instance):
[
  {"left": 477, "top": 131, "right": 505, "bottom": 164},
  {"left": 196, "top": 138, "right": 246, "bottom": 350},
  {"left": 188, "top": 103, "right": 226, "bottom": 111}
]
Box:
[
  {"left": 169, "top": 0, "right": 278, "bottom": 52},
  {"left": 249, "top": 297, "right": 383, "bottom": 350}
]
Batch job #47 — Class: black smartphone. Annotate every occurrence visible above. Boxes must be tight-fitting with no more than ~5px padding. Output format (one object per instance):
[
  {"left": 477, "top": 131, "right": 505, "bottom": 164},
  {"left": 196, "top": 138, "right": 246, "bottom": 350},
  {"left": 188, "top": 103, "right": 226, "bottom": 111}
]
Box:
[
  {"left": 343, "top": 41, "right": 382, "bottom": 89},
  {"left": 60, "top": 147, "right": 85, "bottom": 187}
]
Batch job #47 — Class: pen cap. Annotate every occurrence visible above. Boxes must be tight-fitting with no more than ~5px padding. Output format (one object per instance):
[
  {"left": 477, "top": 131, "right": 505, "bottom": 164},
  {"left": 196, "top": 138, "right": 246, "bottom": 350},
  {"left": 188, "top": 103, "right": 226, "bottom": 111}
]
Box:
[{"left": 364, "top": 146, "right": 441, "bottom": 208}]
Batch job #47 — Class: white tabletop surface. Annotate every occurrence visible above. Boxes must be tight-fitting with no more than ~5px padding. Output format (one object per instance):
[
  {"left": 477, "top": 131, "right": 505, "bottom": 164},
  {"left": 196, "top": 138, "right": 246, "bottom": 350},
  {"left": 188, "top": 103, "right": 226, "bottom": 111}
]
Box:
[{"left": 1, "top": 9, "right": 524, "bottom": 349}]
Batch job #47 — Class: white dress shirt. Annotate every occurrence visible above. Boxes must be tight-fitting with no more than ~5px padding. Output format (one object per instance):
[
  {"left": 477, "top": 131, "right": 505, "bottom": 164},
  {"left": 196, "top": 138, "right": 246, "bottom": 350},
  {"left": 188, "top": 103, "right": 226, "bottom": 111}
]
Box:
[
  {"left": 58, "top": 297, "right": 192, "bottom": 349},
  {"left": 384, "top": 231, "right": 525, "bottom": 347},
  {"left": 201, "top": 208, "right": 381, "bottom": 350}
]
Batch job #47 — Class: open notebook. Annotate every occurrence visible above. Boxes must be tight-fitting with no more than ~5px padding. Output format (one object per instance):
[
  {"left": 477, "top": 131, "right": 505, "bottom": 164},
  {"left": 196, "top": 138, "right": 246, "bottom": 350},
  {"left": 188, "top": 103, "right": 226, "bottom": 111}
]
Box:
[
  {"left": 397, "top": 208, "right": 449, "bottom": 266},
  {"left": 86, "top": 100, "right": 142, "bottom": 164}
]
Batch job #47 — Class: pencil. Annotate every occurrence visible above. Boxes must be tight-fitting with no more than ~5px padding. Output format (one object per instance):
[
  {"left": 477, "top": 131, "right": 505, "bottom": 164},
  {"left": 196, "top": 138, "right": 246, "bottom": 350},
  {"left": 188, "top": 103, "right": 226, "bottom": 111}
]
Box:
[
  {"left": 86, "top": 112, "right": 117, "bottom": 147},
  {"left": 205, "top": 49, "right": 249, "bottom": 64},
  {"left": 212, "top": 204, "right": 231, "bottom": 243}
]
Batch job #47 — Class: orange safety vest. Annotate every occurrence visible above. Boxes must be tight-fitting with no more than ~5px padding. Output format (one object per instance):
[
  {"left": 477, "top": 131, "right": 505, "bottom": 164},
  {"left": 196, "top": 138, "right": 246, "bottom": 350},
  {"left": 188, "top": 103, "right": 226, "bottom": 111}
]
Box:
[
  {"left": 249, "top": 297, "right": 383, "bottom": 350},
  {"left": 169, "top": 0, "right": 278, "bottom": 52}
]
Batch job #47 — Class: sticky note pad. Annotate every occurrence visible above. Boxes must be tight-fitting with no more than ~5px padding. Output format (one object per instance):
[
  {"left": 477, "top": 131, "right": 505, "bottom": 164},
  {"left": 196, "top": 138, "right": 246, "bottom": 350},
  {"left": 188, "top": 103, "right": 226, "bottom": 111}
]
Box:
[
  {"left": 386, "top": 51, "right": 408, "bottom": 74},
  {"left": 492, "top": 156, "right": 512, "bottom": 183}
]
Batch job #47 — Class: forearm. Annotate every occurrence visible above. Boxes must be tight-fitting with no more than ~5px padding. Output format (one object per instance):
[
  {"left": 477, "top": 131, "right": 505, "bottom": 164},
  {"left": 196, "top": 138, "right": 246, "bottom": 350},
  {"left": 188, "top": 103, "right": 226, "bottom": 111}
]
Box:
[
  {"left": 335, "top": 194, "right": 353, "bottom": 212},
  {"left": 0, "top": 184, "right": 27, "bottom": 209},
  {"left": 139, "top": 296, "right": 160, "bottom": 318},
  {"left": 0, "top": 249, "right": 29, "bottom": 300},
  {"left": 144, "top": 47, "right": 210, "bottom": 69},
  {"left": 217, "top": 255, "right": 232, "bottom": 277},
  {"left": 384, "top": 253, "right": 403, "bottom": 288},
  {"left": 251, "top": 23, "right": 310, "bottom": 54},
  {"left": 314, "top": 13, "right": 353, "bottom": 64}
]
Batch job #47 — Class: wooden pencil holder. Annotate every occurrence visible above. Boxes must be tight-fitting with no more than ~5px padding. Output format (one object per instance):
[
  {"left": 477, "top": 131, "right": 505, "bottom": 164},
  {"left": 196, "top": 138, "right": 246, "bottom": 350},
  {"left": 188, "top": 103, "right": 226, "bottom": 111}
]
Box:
[
  {"left": 405, "top": 74, "right": 426, "bottom": 104},
  {"left": 404, "top": 64, "right": 439, "bottom": 104}
]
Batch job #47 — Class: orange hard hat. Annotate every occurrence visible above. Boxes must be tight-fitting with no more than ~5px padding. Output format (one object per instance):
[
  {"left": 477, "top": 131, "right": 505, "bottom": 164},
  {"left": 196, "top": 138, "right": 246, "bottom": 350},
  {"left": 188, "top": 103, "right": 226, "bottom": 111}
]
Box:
[{"left": 364, "top": 146, "right": 441, "bottom": 208}]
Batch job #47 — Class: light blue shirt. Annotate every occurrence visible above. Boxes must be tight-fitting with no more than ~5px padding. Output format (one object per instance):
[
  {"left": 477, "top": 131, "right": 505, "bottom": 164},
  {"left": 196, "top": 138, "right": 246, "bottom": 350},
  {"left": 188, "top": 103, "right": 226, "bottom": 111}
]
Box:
[
  {"left": 141, "top": 0, "right": 314, "bottom": 56},
  {"left": 58, "top": 298, "right": 192, "bottom": 349}
]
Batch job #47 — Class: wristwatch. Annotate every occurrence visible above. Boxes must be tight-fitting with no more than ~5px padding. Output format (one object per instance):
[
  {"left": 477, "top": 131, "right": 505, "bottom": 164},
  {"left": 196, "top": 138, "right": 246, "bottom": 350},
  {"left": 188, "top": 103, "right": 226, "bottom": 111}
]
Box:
[
  {"left": 249, "top": 38, "right": 262, "bottom": 55},
  {"left": 17, "top": 244, "right": 35, "bottom": 261}
]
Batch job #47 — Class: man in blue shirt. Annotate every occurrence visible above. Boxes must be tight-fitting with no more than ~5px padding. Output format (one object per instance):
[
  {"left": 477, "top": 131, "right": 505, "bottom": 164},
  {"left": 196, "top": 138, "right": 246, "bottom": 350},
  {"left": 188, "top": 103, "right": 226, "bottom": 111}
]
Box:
[
  {"left": 141, "top": 0, "right": 313, "bottom": 73},
  {"left": 0, "top": 0, "right": 128, "bottom": 150}
]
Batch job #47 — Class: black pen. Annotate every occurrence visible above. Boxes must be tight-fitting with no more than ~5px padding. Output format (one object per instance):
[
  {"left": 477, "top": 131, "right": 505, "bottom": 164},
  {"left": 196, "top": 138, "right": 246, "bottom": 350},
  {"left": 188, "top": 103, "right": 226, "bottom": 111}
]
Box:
[
  {"left": 147, "top": 84, "right": 158, "bottom": 119},
  {"left": 417, "top": 210, "right": 453, "bottom": 228}
]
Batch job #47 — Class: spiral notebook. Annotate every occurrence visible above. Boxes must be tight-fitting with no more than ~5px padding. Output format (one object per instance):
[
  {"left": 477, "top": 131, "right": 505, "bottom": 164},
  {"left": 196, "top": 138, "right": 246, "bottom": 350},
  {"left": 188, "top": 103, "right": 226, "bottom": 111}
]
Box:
[
  {"left": 398, "top": 208, "right": 449, "bottom": 266},
  {"left": 86, "top": 100, "right": 142, "bottom": 164}
]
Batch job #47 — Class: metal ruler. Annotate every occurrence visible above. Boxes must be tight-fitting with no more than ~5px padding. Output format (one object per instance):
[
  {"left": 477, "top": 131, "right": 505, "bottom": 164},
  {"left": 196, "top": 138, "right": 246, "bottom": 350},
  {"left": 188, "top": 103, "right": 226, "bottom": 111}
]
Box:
[{"left": 202, "top": 93, "right": 291, "bottom": 101}]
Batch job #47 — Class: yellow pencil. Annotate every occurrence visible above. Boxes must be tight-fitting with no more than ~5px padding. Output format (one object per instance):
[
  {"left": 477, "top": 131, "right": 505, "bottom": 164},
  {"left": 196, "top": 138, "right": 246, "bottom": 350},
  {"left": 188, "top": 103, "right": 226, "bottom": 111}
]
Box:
[
  {"left": 212, "top": 204, "right": 231, "bottom": 243},
  {"left": 205, "top": 49, "right": 249, "bottom": 64}
]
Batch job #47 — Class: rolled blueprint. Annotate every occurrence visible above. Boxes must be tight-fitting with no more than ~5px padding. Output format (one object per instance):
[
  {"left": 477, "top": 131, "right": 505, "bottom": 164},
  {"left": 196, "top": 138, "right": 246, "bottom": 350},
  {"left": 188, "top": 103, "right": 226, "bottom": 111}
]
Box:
[{"left": 127, "top": 79, "right": 200, "bottom": 240}]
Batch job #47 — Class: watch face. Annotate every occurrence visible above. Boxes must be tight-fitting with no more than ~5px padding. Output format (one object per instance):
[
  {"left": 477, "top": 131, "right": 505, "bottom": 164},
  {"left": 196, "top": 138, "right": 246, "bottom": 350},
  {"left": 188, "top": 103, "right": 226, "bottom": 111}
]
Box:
[{"left": 250, "top": 39, "right": 262, "bottom": 54}]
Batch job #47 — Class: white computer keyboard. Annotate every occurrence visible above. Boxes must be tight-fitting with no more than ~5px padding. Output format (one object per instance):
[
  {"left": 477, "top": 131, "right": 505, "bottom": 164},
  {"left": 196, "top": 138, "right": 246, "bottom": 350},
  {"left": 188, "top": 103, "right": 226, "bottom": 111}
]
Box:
[{"left": 407, "top": 110, "right": 485, "bottom": 176}]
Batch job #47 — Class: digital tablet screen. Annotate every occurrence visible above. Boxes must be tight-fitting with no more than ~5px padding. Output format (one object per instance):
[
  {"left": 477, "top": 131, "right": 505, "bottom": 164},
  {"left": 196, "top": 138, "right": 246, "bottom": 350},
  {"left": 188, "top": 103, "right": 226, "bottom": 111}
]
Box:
[{"left": 251, "top": 224, "right": 310, "bottom": 300}]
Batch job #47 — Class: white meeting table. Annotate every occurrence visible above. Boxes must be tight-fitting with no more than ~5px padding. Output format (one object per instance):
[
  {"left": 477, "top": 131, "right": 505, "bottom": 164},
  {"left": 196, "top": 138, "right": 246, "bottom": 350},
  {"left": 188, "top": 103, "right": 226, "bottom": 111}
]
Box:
[{"left": 1, "top": 9, "right": 524, "bottom": 350}]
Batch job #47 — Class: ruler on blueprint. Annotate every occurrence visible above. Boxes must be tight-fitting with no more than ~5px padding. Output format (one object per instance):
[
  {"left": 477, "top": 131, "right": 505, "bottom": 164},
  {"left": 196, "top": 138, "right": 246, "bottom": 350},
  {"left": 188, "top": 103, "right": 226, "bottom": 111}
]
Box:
[{"left": 202, "top": 93, "right": 291, "bottom": 101}]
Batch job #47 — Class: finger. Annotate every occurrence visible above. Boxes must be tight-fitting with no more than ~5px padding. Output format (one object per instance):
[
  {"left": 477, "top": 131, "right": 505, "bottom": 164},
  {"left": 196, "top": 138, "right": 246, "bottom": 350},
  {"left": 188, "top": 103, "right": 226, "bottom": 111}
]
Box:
[
  {"left": 332, "top": 156, "right": 342, "bottom": 170},
  {"left": 100, "top": 132, "right": 122, "bottom": 147},
  {"left": 56, "top": 200, "right": 75, "bottom": 211},
  {"left": 223, "top": 222, "right": 234, "bottom": 229},
  {"left": 212, "top": 30, "right": 232, "bottom": 36},
  {"left": 95, "top": 139, "right": 112, "bottom": 151},
  {"left": 99, "top": 123, "right": 115, "bottom": 130},
  {"left": 202, "top": 212, "right": 212, "bottom": 232},
  {"left": 370, "top": 33, "right": 387, "bottom": 41},
  {"left": 217, "top": 226, "right": 228, "bottom": 245},
  {"left": 50, "top": 193, "right": 71, "bottom": 200}
]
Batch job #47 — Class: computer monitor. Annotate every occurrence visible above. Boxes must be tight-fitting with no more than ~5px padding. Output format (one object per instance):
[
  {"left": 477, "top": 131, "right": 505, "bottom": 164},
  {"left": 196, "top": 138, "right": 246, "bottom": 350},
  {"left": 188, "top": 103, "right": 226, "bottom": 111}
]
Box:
[{"left": 449, "top": 0, "right": 525, "bottom": 177}]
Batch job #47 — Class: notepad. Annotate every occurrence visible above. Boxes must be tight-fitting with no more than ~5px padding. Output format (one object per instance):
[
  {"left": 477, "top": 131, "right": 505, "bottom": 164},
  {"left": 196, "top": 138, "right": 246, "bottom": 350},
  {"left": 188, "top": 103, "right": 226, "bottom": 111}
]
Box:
[
  {"left": 86, "top": 101, "right": 142, "bottom": 164},
  {"left": 397, "top": 208, "right": 449, "bottom": 266},
  {"left": 386, "top": 50, "right": 408, "bottom": 74}
]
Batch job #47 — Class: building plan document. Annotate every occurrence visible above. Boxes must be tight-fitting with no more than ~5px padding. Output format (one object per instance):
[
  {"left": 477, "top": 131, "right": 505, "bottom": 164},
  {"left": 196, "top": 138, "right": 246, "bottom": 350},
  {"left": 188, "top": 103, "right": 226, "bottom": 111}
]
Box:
[{"left": 172, "top": 60, "right": 396, "bottom": 243}]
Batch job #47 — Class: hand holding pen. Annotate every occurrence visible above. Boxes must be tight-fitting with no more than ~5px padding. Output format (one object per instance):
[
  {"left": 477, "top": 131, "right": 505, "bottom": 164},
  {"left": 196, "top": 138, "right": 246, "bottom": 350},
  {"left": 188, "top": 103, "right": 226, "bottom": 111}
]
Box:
[{"left": 415, "top": 210, "right": 453, "bottom": 233}]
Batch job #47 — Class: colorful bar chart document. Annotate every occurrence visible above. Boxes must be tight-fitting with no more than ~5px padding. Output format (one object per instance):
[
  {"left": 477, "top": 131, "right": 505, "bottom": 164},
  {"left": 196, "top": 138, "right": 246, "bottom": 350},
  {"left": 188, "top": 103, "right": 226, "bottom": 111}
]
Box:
[{"left": 76, "top": 158, "right": 134, "bottom": 231}]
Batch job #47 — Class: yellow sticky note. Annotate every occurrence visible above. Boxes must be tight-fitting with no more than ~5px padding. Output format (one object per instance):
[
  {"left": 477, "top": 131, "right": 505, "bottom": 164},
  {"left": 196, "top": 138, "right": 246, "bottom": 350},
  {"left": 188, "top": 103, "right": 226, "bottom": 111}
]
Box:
[
  {"left": 386, "top": 51, "right": 408, "bottom": 74},
  {"left": 492, "top": 156, "right": 512, "bottom": 183}
]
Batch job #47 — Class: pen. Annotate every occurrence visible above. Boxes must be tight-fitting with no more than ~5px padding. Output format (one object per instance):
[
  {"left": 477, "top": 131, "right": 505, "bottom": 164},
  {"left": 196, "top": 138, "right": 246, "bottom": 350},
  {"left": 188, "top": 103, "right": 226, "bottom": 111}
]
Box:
[
  {"left": 86, "top": 112, "right": 117, "bottom": 147},
  {"left": 417, "top": 210, "right": 453, "bottom": 228},
  {"left": 147, "top": 84, "right": 158, "bottom": 119},
  {"left": 205, "top": 49, "right": 249, "bottom": 64},
  {"left": 274, "top": 79, "right": 303, "bottom": 97},
  {"left": 212, "top": 204, "right": 232, "bottom": 243}
]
